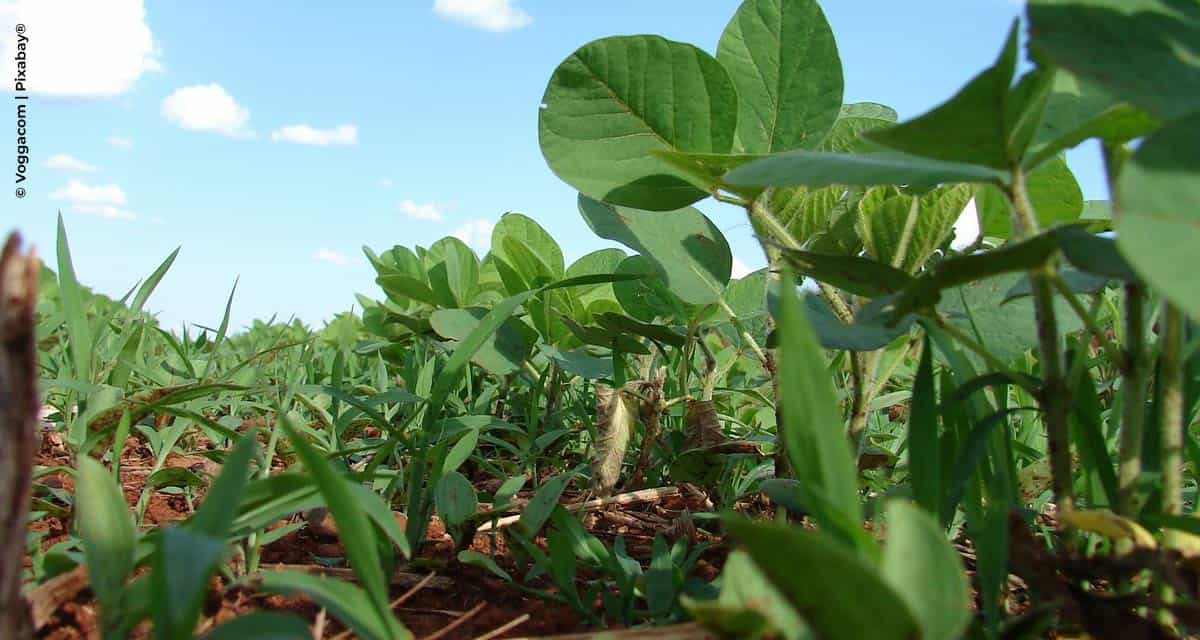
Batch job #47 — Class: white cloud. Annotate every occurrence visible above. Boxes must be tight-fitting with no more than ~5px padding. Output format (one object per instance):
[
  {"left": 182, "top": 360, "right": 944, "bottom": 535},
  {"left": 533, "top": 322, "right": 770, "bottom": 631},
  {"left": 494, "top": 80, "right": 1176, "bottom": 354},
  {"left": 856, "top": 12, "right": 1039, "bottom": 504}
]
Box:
[
  {"left": 51, "top": 178, "right": 136, "bottom": 220},
  {"left": 453, "top": 219, "right": 495, "bottom": 251},
  {"left": 161, "top": 84, "right": 251, "bottom": 137},
  {"left": 0, "top": 0, "right": 160, "bottom": 97},
  {"left": 271, "top": 124, "right": 357, "bottom": 146},
  {"left": 314, "top": 247, "right": 349, "bottom": 266},
  {"left": 398, "top": 199, "right": 446, "bottom": 222},
  {"left": 951, "top": 198, "right": 981, "bottom": 250},
  {"left": 730, "top": 257, "right": 754, "bottom": 279},
  {"left": 71, "top": 204, "right": 136, "bottom": 220},
  {"left": 51, "top": 179, "right": 125, "bottom": 205},
  {"left": 433, "top": 0, "right": 532, "bottom": 32},
  {"left": 45, "top": 154, "right": 96, "bottom": 172},
  {"left": 379, "top": 178, "right": 394, "bottom": 189},
  {"left": 107, "top": 136, "right": 134, "bottom": 149}
]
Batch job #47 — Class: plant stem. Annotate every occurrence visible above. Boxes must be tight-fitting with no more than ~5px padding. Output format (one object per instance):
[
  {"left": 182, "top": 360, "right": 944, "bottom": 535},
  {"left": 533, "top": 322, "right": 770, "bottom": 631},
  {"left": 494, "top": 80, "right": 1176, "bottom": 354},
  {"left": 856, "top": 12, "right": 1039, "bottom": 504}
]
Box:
[
  {"left": 1117, "top": 283, "right": 1148, "bottom": 516},
  {"left": 891, "top": 196, "right": 922, "bottom": 271},
  {"left": 1009, "top": 167, "right": 1074, "bottom": 514},
  {"left": 1161, "top": 303, "right": 1186, "bottom": 548}
]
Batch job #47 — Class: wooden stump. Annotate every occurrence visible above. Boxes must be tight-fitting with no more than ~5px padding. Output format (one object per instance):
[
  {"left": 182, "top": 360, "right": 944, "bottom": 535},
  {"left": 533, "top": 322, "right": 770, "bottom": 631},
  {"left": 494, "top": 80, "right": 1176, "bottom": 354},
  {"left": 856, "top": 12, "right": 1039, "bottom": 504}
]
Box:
[{"left": 0, "top": 233, "right": 38, "bottom": 640}]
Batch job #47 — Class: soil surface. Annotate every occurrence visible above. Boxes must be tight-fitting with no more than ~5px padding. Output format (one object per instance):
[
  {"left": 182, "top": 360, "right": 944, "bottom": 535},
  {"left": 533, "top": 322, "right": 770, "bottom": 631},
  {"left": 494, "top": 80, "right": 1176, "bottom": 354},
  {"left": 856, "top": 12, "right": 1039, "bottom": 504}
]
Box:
[{"left": 26, "top": 427, "right": 725, "bottom": 639}]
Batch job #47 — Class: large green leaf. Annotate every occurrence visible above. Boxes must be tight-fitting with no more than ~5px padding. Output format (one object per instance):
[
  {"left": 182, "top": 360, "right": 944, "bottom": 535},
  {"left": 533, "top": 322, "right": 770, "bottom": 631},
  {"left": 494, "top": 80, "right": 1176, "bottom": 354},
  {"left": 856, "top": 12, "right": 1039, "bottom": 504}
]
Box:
[
  {"left": 423, "top": 237, "right": 480, "bottom": 308},
  {"left": 858, "top": 184, "right": 972, "bottom": 273},
  {"left": 865, "top": 23, "right": 1021, "bottom": 169},
  {"left": 724, "top": 518, "right": 918, "bottom": 640},
  {"left": 938, "top": 273, "right": 1084, "bottom": 365},
  {"left": 490, "top": 213, "right": 564, "bottom": 279},
  {"left": 539, "top": 35, "right": 739, "bottom": 210},
  {"left": 1023, "top": 71, "right": 1159, "bottom": 169},
  {"left": 429, "top": 307, "right": 534, "bottom": 375},
  {"left": 879, "top": 501, "right": 971, "bottom": 640},
  {"left": 819, "top": 103, "right": 899, "bottom": 152},
  {"left": 564, "top": 248, "right": 627, "bottom": 317},
  {"left": 976, "top": 156, "right": 1084, "bottom": 240},
  {"left": 716, "top": 0, "right": 843, "bottom": 153},
  {"left": 751, "top": 185, "right": 847, "bottom": 247},
  {"left": 726, "top": 150, "right": 1007, "bottom": 189},
  {"left": 1027, "top": 0, "right": 1200, "bottom": 122},
  {"left": 776, "top": 272, "right": 861, "bottom": 525},
  {"left": 802, "top": 293, "right": 914, "bottom": 352},
  {"left": 611, "top": 256, "right": 676, "bottom": 322},
  {"left": 579, "top": 194, "right": 732, "bottom": 306},
  {"left": 1117, "top": 113, "right": 1200, "bottom": 319},
  {"left": 776, "top": 248, "right": 913, "bottom": 298}
]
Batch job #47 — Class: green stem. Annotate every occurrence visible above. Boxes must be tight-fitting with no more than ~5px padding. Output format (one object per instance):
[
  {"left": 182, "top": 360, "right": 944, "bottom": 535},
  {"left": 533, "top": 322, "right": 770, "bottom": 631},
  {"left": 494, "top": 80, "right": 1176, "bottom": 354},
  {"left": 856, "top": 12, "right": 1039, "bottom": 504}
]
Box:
[
  {"left": 1117, "top": 284, "right": 1148, "bottom": 516},
  {"left": 1161, "top": 303, "right": 1186, "bottom": 548},
  {"left": 1010, "top": 167, "right": 1074, "bottom": 514},
  {"left": 891, "top": 196, "right": 922, "bottom": 271}
]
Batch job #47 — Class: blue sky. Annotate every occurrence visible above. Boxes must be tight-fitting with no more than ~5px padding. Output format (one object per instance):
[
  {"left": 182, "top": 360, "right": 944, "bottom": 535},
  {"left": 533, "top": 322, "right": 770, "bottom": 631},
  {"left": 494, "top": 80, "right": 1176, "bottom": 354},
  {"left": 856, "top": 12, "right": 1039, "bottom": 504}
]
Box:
[{"left": 3, "top": 0, "right": 1104, "bottom": 331}]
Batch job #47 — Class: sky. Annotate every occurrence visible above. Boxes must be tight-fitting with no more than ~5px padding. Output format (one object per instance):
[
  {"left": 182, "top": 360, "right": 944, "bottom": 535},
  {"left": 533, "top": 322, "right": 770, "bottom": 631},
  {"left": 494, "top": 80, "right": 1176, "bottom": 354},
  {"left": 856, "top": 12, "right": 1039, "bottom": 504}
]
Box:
[{"left": 2, "top": 0, "right": 1106, "bottom": 332}]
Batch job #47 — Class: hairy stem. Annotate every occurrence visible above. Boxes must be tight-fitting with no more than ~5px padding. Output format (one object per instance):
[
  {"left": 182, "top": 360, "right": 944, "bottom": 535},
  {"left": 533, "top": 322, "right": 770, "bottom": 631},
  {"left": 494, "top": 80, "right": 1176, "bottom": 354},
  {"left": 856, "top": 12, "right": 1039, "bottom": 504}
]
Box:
[
  {"left": 1010, "top": 167, "right": 1074, "bottom": 514},
  {"left": 1161, "top": 303, "right": 1186, "bottom": 548},
  {"left": 1117, "top": 283, "right": 1149, "bottom": 516}
]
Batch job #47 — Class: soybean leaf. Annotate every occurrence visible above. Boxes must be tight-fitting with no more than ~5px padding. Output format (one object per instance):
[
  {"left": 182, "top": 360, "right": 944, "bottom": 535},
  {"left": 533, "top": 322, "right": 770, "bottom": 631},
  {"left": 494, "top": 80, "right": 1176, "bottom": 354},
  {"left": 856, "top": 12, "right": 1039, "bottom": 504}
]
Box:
[
  {"left": 888, "top": 231, "right": 1063, "bottom": 318},
  {"left": 727, "top": 150, "right": 1008, "bottom": 189},
  {"left": 491, "top": 213, "right": 564, "bottom": 279},
  {"left": 1024, "top": 71, "right": 1159, "bottom": 169},
  {"left": 458, "top": 550, "right": 513, "bottom": 582},
  {"left": 539, "top": 35, "right": 739, "bottom": 211},
  {"left": 1027, "top": 0, "right": 1200, "bottom": 122},
  {"left": 976, "top": 156, "right": 1083, "bottom": 240},
  {"left": 857, "top": 184, "right": 973, "bottom": 273},
  {"left": 579, "top": 194, "right": 732, "bottom": 306},
  {"left": 435, "top": 471, "right": 478, "bottom": 527},
  {"left": 776, "top": 248, "right": 913, "bottom": 298},
  {"left": 716, "top": 0, "right": 843, "bottom": 153},
  {"left": 1116, "top": 113, "right": 1200, "bottom": 319},
  {"left": 1053, "top": 226, "right": 1139, "bottom": 281},
  {"left": 802, "top": 294, "right": 913, "bottom": 352},
  {"left": 516, "top": 474, "right": 568, "bottom": 538},
  {"left": 538, "top": 344, "right": 612, "bottom": 380},
  {"left": 430, "top": 307, "right": 534, "bottom": 376},
  {"left": 938, "top": 274, "right": 1083, "bottom": 365},
  {"left": 820, "top": 102, "right": 899, "bottom": 153}
]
